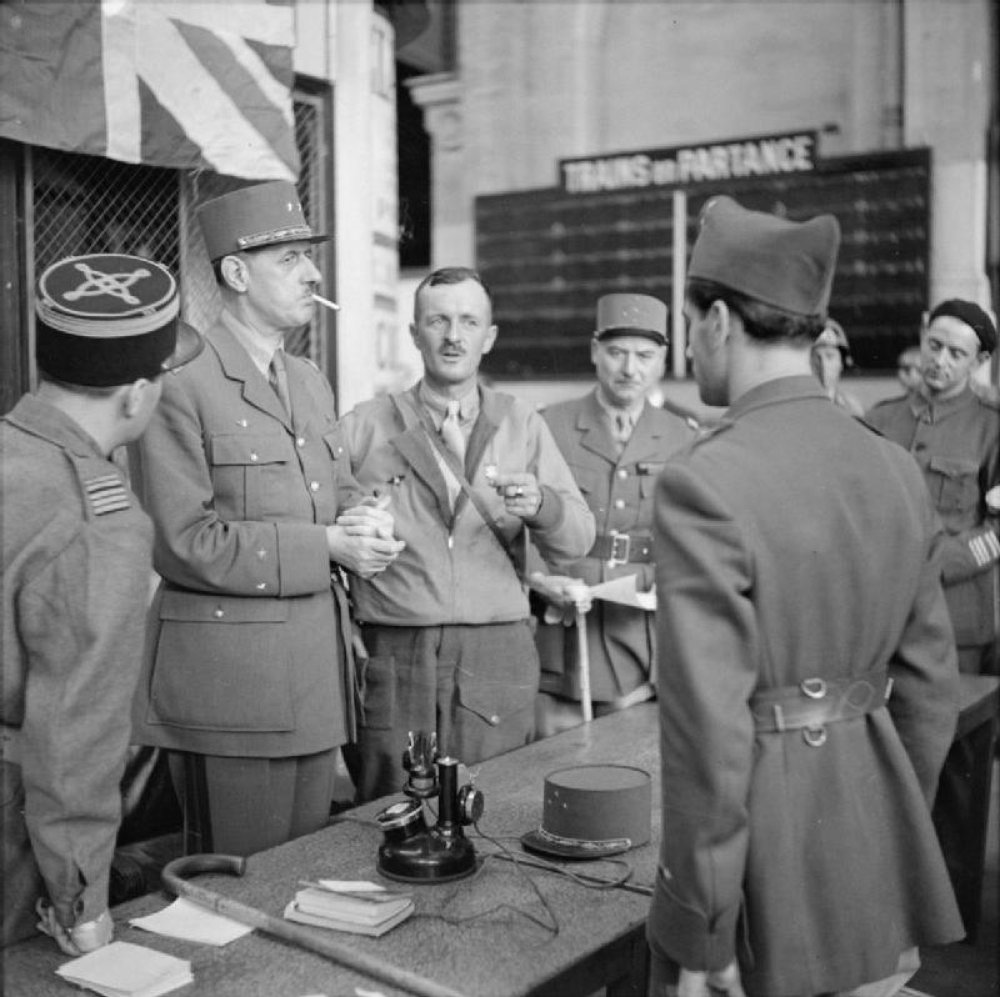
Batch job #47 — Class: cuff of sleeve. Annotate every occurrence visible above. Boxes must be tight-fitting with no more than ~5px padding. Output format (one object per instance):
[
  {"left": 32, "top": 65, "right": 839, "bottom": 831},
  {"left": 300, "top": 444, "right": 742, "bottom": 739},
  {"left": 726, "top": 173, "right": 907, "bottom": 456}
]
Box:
[
  {"left": 647, "top": 868, "right": 738, "bottom": 973},
  {"left": 275, "top": 523, "right": 334, "bottom": 596},
  {"left": 53, "top": 869, "right": 110, "bottom": 928},
  {"left": 526, "top": 485, "right": 564, "bottom": 531}
]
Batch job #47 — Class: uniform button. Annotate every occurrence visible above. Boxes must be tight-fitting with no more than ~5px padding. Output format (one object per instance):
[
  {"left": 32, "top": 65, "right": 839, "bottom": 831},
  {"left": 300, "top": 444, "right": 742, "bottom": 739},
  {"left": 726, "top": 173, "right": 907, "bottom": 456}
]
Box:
[
  {"left": 489, "top": 714, "right": 500, "bottom": 725},
  {"left": 237, "top": 419, "right": 248, "bottom": 428},
  {"left": 336, "top": 446, "right": 344, "bottom": 456},
  {"left": 614, "top": 498, "right": 626, "bottom": 509},
  {"left": 256, "top": 582, "right": 266, "bottom": 590},
  {"left": 213, "top": 608, "right": 224, "bottom": 619},
  {"left": 310, "top": 481, "right": 320, "bottom": 492},
  {"left": 257, "top": 548, "right": 267, "bottom": 559},
  {"left": 617, "top": 468, "right": 628, "bottom": 479},
  {"left": 249, "top": 452, "right": 259, "bottom": 462},
  {"left": 297, "top": 437, "right": 306, "bottom": 448}
]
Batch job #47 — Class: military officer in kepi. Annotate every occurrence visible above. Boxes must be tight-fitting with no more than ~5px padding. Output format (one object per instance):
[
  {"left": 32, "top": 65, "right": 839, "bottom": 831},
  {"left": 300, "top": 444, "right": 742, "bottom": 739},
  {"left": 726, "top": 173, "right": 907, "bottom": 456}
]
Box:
[
  {"left": 530, "top": 293, "right": 697, "bottom": 736},
  {"left": 129, "top": 181, "right": 404, "bottom": 857},
  {"left": 2, "top": 253, "right": 202, "bottom": 953}
]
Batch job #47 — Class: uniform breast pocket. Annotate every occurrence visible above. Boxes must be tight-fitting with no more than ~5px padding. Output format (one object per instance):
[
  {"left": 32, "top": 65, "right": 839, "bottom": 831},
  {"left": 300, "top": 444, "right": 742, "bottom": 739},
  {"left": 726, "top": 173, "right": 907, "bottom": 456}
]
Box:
[
  {"left": 927, "top": 456, "right": 980, "bottom": 517},
  {"left": 208, "top": 433, "right": 292, "bottom": 520}
]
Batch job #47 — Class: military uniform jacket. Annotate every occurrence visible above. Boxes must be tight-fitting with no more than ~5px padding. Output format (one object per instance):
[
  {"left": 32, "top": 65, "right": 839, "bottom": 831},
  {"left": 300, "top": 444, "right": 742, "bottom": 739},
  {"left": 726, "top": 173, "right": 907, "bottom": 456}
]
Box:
[
  {"left": 338, "top": 383, "right": 595, "bottom": 626},
  {"left": 647, "top": 377, "right": 962, "bottom": 996},
  {"left": 536, "top": 391, "right": 697, "bottom": 701},
  {"left": 129, "top": 315, "right": 360, "bottom": 757},
  {"left": 866, "top": 385, "right": 1000, "bottom": 647},
  {"left": 2, "top": 397, "right": 152, "bottom": 938}
]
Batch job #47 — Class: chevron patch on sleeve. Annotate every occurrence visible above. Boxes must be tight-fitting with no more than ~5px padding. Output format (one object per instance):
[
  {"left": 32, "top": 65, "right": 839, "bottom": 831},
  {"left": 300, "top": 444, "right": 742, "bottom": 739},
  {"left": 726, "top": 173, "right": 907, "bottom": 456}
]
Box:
[
  {"left": 968, "top": 528, "right": 1000, "bottom": 567},
  {"left": 85, "top": 473, "right": 132, "bottom": 516}
]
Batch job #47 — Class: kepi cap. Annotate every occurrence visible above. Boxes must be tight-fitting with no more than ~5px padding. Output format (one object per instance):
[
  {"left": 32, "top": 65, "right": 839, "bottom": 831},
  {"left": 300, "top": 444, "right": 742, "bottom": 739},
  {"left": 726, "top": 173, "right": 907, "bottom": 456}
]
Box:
[
  {"left": 35, "top": 253, "right": 203, "bottom": 387},
  {"left": 688, "top": 196, "right": 840, "bottom": 317},
  {"left": 521, "top": 764, "right": 651, "bottom": 860},
  {"left": 595, "top": 293, "right": 668, "bottom": 345},
  {"left": 197, "top": 180, "right": 328, "bottom": 262},
  {"left": 928, "top": 299, "right": 997, "bottom": 354}
]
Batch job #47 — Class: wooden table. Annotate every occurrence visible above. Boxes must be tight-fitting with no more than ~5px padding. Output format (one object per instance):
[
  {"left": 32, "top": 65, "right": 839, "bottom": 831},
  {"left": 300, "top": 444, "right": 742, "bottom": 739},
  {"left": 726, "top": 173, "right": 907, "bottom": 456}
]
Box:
[
  {"left": 7, "top": 674, "right": 996, "bottom": 995},
  {"left": 3, "top": 705, "right": 662, "bottom": 997}
]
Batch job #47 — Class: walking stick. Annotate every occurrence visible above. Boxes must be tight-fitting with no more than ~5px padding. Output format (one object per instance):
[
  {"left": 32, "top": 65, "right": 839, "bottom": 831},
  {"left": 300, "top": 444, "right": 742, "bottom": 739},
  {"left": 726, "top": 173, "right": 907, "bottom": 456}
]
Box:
[
  {"left": 162, "top": 854, "right": 464, "bottom": 997},
  {"left": 568, "top": 585, "right": 593, "bottom": 723}
]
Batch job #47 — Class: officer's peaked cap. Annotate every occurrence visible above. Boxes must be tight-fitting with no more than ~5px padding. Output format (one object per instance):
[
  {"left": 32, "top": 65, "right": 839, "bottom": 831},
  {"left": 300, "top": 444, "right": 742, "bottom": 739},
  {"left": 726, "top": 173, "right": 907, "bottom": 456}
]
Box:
[
  {"left": 595, "top": 294, "right": 668, "bottom": 346},
  {"left": 197, "top": 180, "right": 328, "bottom": 262}
]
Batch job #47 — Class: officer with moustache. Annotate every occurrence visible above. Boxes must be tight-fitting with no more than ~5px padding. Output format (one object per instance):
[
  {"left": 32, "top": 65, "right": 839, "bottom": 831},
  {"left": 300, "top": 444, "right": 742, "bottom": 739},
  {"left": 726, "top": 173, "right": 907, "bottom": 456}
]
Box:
[
  {"left": 130, "top": 181, "right": 404, "bottom": 856},
  {"left": 647, "top": 198, "right": 962, "bottom": 997},
  {"left": 530, "top": 294, "right": 697, "bottom": 735},
  {"left": 2, "top": 253, "right": 201, "bottom": 952}
]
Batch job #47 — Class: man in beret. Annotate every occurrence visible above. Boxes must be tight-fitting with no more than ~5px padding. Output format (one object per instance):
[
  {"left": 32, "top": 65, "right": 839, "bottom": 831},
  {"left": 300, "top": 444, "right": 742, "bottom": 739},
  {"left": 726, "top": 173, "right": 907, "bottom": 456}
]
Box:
[
  {"left": 867, "top": 299, "right": 999, "bottom": 677},
  {"left": 647, "top": 197, "right": 962, "bottom": 997},
  {"left": 2, "top": 253, "right": 201, "bottom": 953},
  {"left": 866, "top": 299, "right": 999, "bottom": 937},
  {"left": 129, "top": 181, "right": 404, "bottom": 856},
  {"left": 529, "top": 293, "right": 697, "bottom": 736}
]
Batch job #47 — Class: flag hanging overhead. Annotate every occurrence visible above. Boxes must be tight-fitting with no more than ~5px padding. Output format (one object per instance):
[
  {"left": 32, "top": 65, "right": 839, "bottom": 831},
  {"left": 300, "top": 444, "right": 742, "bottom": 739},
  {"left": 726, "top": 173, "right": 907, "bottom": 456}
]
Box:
[{"left": 0, "top": 0, "right": 299, "bottom": 181}]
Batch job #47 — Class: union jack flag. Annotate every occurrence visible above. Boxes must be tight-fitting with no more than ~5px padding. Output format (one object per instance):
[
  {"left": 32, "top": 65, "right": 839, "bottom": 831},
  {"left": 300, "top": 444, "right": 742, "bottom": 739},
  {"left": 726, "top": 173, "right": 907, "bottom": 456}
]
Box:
[{"left": 0, "top": 0, "right": 299, "bottom": 181}]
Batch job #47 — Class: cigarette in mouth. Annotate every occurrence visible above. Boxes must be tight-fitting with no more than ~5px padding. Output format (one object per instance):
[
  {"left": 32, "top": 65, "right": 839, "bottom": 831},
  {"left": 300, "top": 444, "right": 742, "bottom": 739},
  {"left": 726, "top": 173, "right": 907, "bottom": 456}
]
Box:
[{"left": 312, "top": 293, "right": 341, "bottom": 312}]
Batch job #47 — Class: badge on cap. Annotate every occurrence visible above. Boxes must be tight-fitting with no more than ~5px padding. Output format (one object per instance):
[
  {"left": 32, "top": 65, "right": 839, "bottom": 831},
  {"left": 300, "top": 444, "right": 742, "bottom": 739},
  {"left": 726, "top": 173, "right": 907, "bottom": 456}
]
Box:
[{"left": 35, "top": 254, "right": 202, "bottom": 387}]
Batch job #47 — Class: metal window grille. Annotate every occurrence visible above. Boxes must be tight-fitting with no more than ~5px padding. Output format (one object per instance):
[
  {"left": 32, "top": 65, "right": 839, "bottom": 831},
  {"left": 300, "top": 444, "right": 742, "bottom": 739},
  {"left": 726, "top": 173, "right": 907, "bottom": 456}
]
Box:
[{"left": 29, "top": 91, "right": 329, "bottom": 366}]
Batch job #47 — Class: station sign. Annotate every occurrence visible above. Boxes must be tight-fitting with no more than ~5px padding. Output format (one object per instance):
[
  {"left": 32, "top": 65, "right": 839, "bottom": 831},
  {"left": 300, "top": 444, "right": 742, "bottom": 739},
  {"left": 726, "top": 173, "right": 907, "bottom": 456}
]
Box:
[{"left": 559, "top": 130, "right": 818, "bottom": 194}]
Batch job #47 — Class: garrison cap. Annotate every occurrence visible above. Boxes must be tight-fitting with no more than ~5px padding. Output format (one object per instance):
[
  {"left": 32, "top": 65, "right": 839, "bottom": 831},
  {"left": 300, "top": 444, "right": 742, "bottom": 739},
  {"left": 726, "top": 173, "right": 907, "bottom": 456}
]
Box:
[
  {"left": 595, "top": 293, "right": 668, "bottom": 346},
  {"left": 197, "top": 180, "right": 328, "bottom": 262},
  {"left": 688, "top": 196, "right": 840, "bottom": 317},
  {"left": 928, "top": 299, "right": 997, "bottom": 354},
  {"left": 35, "top": 253, "right": 203, "bottom": 387}
]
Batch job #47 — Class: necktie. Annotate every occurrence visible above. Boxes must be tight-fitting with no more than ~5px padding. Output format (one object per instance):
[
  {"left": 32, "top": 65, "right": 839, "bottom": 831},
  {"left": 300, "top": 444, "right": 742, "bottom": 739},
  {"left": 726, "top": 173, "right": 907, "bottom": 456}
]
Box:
[
  {"left": 268, "top": 350, "right": 291, "bottom": 414},
  {"left": 440, "top": 400, "right": 466, "bottom": 464},
  {"left": 614, "top": 412, "right": 632, "bottom": 451}
]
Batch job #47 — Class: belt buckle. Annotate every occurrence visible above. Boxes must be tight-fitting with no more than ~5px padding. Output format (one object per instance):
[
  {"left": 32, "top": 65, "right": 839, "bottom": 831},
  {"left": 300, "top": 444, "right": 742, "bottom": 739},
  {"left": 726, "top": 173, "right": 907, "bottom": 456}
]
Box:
[{"left": 608, "top": 530, "right": 631, "bottom": 567}]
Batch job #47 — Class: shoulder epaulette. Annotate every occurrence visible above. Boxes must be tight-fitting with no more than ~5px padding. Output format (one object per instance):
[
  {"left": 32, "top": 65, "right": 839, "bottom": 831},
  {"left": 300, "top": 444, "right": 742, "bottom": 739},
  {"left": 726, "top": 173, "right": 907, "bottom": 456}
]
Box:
[
  {"left": 84, "top": 472, "right": 132, "bottom": 516},
  {"left": 690, "top": 419, "right": 733, "bottom": 447}
]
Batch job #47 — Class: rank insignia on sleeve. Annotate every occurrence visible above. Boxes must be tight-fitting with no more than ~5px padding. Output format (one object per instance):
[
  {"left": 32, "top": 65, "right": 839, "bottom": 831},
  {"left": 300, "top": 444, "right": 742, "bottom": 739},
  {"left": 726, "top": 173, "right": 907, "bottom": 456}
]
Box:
[{"left": 85, "top": 473, "right": 131, "bottom": 516}]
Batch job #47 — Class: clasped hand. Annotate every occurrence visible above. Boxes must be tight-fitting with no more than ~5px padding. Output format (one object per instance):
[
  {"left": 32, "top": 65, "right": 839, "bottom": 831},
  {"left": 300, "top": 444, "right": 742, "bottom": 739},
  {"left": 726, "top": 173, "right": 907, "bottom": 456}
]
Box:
[
  {"left": 529, "top": 570, "right": 592, "bottom": 624},
  {"left": 328, "top": 495, "right": 405, "bottom": 578}
]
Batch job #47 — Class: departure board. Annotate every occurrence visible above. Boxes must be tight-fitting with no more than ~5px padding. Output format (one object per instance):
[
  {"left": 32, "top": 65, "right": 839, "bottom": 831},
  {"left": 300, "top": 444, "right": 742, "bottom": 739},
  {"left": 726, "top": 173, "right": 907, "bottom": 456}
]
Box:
[{"left": 475, "top": 148, "right": 930, "bottom": 378}]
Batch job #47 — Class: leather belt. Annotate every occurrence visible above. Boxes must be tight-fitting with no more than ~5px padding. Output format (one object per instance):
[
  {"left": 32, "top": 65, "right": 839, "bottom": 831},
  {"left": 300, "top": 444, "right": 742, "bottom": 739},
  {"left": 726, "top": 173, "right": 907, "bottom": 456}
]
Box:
[
  {"left": 588, "top": 531, "right": 653, "bottom": 566},
  {"left": 750, "top": 669, "right": 891, "bottom": 747}
]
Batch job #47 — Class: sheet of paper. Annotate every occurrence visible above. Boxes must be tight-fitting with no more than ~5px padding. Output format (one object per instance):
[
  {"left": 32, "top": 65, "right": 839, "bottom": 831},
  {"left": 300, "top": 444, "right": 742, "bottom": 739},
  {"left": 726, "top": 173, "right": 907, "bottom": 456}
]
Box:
[
  {"left": 316, "top": 880, "right": 386, "bottom": 893},
  {"left": 588, "top": 574, "right": 657, "bottom": 611},
  {"left": 130, "top": 897, "right": 253, "bottom": 946},
  {"left": 56, "top": 940, "right": 192, "bottom": 997}
]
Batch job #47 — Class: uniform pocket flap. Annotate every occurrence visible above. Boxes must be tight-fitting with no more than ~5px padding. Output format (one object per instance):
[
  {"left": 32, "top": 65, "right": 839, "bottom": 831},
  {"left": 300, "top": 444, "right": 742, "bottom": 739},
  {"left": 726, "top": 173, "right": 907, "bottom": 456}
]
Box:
[
  {"left": 323, "top": 429, "right": 349, "bottom": 462},
  {"left": 456, "top": 670, "right": 536, "bottom": 725},
  {"left": 159, "top": 590, "right": 289, "bottom": 623},
  {"left": 209, "top": 433, "right": 289, "bottom": 466},
  {"left": 927, "top": 455, "right": 979, "bottom": 478}
]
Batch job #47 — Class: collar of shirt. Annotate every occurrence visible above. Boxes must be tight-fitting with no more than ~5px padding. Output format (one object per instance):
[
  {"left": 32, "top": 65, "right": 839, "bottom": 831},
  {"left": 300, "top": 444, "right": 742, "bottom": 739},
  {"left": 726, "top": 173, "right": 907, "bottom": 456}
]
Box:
[
  {"left": 417, "top": 380, "right": 480, "bottom": 430},
  {"left": 220, "top": 308, "right": 285, "bottom": 377},
  {"left": 911, "top": 383, "right": 975, "bottom": 422},
  {"left": 594, "top": 388, "right": 644, "bottom": 434}
]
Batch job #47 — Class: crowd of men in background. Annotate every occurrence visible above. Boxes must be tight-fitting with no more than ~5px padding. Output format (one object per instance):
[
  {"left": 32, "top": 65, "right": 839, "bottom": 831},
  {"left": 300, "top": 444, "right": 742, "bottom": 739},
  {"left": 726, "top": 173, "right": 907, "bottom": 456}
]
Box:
[{"left": 3, "top": 180, "right": 998, "bottom": 997}]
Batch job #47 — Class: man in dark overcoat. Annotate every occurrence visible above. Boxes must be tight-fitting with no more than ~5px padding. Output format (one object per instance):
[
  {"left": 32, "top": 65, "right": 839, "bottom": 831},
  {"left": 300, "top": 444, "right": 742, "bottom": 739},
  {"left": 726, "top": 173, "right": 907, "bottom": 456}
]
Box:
[
  {"left": 646, "top": 196, "right": 963, "bottom": 997},
  {"left": 530, "top": 293, "right": 697, "bottom": 735},
  {"left": 129, "top": 181, "right": 405, "bottom": 856}
]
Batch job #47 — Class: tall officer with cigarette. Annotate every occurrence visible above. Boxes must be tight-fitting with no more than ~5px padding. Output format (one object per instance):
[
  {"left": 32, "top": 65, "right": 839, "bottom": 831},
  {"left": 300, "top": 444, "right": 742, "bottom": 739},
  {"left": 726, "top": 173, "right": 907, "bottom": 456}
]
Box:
[
  {"left": 130, "top": 181, "right": 404, "bottom": 856},
  {"left": 647, "top": 197, "right": 962, "bottom": 996},
  {"left": 2, "top": 253, "right": 201, "bottom": 952}
]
